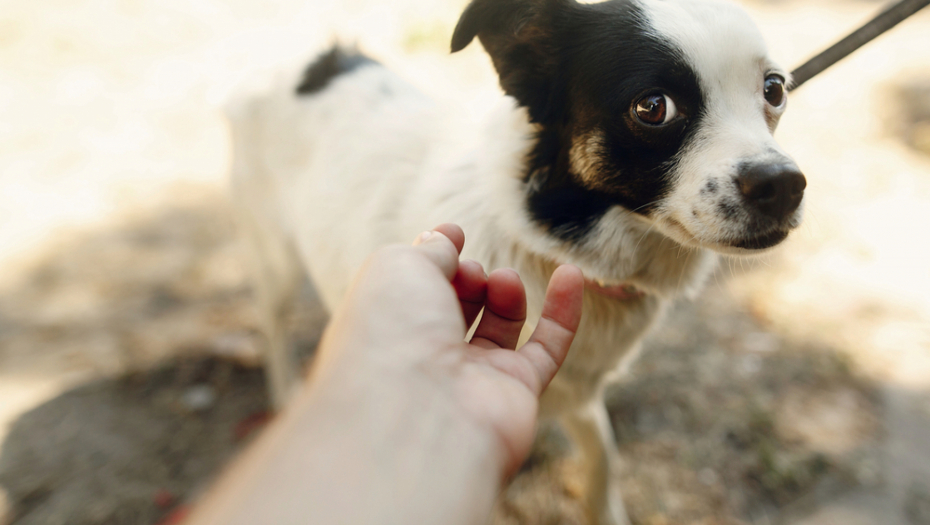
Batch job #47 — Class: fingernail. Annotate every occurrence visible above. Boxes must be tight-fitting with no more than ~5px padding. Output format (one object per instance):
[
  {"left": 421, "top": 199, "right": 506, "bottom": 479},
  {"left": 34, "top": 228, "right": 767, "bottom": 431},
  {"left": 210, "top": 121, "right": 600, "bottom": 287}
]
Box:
[{"left": 413, "top": 231, "right": 433, "bottom": 245}]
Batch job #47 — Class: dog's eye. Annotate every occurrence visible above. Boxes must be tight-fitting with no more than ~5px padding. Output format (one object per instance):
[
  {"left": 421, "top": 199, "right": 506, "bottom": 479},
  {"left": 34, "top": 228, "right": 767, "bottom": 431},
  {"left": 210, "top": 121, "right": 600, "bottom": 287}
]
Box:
[
  {"left": 764, "top": 75, "right": 786, "bottom": 107},
  {"left": 633, "top": 93, "right": 678, "bottom": 126}
]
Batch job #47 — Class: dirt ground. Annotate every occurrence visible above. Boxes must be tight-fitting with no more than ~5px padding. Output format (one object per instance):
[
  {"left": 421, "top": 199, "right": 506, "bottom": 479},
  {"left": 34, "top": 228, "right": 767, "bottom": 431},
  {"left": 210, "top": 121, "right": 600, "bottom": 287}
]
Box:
[{"left": 1, "top": 0, "right": 929, "bottom": 524}]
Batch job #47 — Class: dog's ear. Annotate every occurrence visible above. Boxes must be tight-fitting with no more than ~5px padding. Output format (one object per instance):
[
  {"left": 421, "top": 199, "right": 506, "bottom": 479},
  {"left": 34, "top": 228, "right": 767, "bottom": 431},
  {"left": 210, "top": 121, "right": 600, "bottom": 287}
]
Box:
[
  {"left": 450, "top": 0, "right": 539, "bottom": 53},
  {"left": 451, "top": 0, "right": 572, "bottom": 123}
]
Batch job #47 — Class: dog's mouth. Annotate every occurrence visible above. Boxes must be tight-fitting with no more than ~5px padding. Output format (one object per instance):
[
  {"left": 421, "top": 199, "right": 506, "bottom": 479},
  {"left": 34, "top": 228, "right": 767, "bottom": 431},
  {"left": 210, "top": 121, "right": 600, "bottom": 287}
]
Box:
[
  {"left": 728, "top": 228, "right": 790, "bottom": 250},
  {"left": 664, "top": 218, "right": 792, "bottom": 253}
]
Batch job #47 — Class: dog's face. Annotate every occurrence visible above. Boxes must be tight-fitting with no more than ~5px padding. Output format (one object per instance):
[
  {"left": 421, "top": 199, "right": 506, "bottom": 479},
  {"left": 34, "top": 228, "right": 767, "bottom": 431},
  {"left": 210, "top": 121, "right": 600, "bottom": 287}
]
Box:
[{"left": 453, "top": 0, "right": 805, "bottom": 255}]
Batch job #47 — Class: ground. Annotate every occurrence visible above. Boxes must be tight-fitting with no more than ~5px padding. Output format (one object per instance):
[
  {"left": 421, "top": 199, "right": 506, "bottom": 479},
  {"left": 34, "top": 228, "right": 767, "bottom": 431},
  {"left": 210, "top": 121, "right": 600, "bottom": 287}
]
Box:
[{"left": 0, "top": 0, "right": 929, "bottom": 524}]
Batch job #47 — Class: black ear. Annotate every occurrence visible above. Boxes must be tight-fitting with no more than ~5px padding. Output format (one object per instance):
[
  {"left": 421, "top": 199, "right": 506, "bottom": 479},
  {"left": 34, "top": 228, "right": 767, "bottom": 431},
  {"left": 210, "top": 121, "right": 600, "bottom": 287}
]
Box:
[
  {"left": 451, "top": 0, "right": 573, "bottom": 123},
  {"left": 449, "top": 0, "right": 486, "bottom": 53},
  {"left": 451, "top": 0, "right": 532, "bottom": 53}
]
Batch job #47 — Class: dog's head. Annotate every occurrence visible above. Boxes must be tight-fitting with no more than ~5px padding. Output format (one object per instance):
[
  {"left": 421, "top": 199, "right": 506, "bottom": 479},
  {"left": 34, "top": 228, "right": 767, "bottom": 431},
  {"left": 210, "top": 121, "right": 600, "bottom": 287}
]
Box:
[{"left": 453, "top": 0, "right": 804, "bottom": 256}]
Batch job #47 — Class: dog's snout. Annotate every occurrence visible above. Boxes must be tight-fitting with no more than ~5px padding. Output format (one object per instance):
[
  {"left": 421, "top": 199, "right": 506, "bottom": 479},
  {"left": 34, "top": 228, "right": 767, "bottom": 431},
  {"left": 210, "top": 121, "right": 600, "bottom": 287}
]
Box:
[{"left": 735, "top": 163, "right": 806, "bottom": 219}]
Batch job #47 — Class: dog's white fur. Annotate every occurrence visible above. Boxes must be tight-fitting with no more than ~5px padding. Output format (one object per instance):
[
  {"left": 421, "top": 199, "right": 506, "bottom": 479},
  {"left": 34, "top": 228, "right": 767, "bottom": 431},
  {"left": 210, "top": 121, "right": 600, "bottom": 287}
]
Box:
[{"left": 227, "top": 1, "right": 800, "bottom": 523}]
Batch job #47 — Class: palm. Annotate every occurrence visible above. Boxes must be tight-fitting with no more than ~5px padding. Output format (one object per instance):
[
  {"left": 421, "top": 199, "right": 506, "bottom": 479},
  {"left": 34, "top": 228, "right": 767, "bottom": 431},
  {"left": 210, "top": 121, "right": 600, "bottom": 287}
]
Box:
[
  {"left": 322, "top": 224, "right": 584, "bottom": 478},
  {"left": 438, "top": 225, "right": 583, "bottom": 475}
]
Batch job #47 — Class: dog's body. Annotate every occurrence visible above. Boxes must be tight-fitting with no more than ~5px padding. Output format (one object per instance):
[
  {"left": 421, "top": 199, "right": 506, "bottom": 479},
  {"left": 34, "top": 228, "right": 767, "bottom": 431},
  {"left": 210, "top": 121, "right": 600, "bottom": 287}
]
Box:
[{"left": 228, "top": 0, "right": 805, "bottom": 522}]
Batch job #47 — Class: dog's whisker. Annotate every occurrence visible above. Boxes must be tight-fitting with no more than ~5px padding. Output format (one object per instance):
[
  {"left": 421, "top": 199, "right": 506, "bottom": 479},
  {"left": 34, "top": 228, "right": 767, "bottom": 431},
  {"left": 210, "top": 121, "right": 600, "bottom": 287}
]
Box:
[
  {"left": 712, "top": 264, "right": 723, "bottom": 292},
  {"left": 628, "top": 220, "right": 658, "bottom": 265},
  {"left": 675, "top": 248, "right": 695, "bottom": 296}
]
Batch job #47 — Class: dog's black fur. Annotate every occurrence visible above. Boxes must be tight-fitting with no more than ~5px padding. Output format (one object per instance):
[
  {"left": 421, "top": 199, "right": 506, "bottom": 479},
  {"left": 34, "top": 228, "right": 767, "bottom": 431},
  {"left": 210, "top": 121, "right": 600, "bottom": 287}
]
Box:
[{"left": 453, "top": 0, "right": 707, "bottom": 241}]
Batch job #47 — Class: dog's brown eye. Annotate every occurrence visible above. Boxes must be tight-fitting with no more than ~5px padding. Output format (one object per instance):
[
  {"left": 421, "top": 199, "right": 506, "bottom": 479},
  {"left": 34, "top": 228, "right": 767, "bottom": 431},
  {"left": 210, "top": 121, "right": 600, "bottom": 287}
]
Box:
[
  {"left": 634, "top": 93, "right": 678, "bottom": 125},
  {"left": 764, "top": 75, "right": 786, "bottom": 107}
]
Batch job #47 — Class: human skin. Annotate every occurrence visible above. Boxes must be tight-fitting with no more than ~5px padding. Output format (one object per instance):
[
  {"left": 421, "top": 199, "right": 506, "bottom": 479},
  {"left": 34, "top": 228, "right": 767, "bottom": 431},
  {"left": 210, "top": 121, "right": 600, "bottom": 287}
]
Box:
[{"left": 187, "top": 224, "right": 584, "bottom": 525}]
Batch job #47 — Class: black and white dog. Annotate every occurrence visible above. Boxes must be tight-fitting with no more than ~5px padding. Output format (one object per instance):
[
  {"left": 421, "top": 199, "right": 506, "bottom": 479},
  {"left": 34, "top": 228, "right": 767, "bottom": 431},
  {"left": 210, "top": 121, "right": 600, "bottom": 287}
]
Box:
[{"left": 228, "top": 0, "right": 805, "bottom": 522}]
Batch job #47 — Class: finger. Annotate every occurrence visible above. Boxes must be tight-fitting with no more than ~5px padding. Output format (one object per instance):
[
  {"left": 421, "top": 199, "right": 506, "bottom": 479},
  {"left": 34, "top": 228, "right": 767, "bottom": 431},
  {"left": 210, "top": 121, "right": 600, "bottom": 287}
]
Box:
[
  {"left": 517, "top": 264, "right": 584, "bottom": 396},
  {"left": 452, "top": 259, "right": 487, "bottom": 328},
  {"left": 411, "top": 230, "right": 459, "bottom": 281},
  {"left": 431, "top": 223, "right": 465, "bottom": 254},
  {"left": 469, "top": 268, "right": 527, "bottom": 350}
]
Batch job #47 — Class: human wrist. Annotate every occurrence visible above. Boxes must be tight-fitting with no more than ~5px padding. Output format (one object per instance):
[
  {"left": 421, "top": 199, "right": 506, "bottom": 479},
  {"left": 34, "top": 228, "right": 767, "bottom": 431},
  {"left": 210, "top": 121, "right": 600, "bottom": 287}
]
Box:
[{"left": 296, "top": 359, "right": 505, "bottom": 525}]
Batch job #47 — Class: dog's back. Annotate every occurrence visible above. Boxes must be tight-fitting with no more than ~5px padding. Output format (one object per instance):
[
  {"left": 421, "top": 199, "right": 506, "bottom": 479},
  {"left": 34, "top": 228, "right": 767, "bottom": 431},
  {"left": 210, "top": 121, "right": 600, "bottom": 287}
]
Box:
[{"left": 228, "top": 48, "right": 448, "bottom": 315}]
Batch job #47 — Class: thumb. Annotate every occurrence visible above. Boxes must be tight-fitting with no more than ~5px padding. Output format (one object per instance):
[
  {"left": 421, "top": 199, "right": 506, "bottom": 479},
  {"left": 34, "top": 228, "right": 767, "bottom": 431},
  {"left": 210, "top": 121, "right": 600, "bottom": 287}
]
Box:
[{"left": 412, "top": 230, "right": 460, "bottom": 281}]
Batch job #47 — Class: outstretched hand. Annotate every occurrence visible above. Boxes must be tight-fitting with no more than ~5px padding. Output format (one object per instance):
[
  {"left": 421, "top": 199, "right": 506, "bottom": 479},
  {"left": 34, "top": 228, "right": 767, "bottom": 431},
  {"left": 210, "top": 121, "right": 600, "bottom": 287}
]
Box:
[
  {"left": 188, "top": 224, "right": 584, "bottom": 525},
  {"left": 314, "top": 223, "right": 584, "bottom": 476}
]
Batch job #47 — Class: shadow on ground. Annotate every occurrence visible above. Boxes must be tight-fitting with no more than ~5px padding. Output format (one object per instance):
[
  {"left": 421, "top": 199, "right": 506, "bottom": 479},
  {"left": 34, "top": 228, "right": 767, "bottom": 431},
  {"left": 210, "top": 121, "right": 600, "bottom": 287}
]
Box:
[{"left": 0, "top": 357, "right": 268, "bottom": 525}]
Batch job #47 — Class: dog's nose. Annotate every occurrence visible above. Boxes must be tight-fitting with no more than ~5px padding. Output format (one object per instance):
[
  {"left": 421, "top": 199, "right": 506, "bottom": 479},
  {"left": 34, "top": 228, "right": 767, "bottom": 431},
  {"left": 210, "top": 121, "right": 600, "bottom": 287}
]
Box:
[{"left": 736, "top": 163, "right": 806, "bottom": 219}]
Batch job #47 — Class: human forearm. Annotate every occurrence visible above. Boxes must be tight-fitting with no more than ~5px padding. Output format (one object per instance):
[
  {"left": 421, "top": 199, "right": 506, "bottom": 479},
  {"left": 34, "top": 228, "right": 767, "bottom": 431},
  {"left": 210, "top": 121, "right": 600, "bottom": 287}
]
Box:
[{"left": 189, "top": 367, "right": 503, "bottom": 525}]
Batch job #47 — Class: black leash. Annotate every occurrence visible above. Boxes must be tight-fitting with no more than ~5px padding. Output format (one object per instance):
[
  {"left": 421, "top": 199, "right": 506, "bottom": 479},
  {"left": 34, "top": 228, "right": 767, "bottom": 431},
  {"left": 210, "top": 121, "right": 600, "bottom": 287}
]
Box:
[{"left": 789, "top": 0, "right": 930, "bottom": 91}]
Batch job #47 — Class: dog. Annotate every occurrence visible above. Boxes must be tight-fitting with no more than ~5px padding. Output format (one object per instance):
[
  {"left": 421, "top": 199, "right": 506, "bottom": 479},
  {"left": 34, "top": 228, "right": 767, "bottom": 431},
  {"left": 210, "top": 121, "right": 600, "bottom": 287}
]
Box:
[{"left": 226, "top": 0, "right": 805, "bottom": 522}]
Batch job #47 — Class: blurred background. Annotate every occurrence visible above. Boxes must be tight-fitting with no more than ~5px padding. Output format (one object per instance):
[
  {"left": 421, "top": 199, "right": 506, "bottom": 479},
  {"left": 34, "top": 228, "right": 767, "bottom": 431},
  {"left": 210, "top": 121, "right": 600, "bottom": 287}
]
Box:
[{"left": 0, "top": 0, "right": 928, "bottom": 523}]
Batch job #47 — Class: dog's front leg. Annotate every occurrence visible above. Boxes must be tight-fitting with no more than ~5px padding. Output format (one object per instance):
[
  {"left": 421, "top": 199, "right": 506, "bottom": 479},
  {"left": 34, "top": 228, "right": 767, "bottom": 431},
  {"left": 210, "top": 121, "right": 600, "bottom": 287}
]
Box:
[
  {"left": 233, "top": 188, "right": 305, "bottom": 409},
  {"left": 561, "top": 402, "right": 630, "bottom": 525},
  {"left": 243, "top": 227, "right": 303, "bottom": 409}
]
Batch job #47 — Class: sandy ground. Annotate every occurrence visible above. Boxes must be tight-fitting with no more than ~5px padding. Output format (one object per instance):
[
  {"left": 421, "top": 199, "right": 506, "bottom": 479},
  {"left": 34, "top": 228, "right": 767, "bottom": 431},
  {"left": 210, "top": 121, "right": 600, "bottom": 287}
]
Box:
[{"left": 0, "top": 0, "right": 929, "bottom": 523}]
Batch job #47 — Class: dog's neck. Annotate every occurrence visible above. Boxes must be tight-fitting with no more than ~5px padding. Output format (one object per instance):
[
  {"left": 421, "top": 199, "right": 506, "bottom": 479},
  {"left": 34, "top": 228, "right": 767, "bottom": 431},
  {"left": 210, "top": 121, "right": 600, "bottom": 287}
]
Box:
[{"left": 475, "top": 99, "right": 717, "bottom": 300}]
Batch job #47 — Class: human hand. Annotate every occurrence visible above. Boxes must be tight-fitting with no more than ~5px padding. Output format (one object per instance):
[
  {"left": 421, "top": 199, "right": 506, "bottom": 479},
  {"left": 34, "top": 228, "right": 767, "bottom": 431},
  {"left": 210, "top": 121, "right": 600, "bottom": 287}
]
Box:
[
  {"left": 187, "top": 225, "right": 584, "bottom": 525},
  {"left": 312, "top": 224, "right": 584, "bottom": 477}
]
